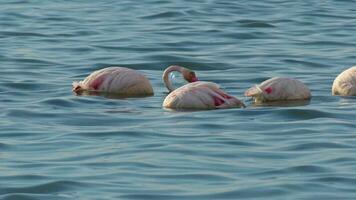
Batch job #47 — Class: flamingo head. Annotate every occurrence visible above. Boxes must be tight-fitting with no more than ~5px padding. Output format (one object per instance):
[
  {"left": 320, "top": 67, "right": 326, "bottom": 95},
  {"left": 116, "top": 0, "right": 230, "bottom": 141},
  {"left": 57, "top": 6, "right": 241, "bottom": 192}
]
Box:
[
  {"left": 72, "top": 81, "right": 84, "bottom": 94},
  {"left": 245, "top": 85, "right": 273, "bottom": 102},
  {"left": 182, "top": 69, "right": 198, "bottom": 83}
]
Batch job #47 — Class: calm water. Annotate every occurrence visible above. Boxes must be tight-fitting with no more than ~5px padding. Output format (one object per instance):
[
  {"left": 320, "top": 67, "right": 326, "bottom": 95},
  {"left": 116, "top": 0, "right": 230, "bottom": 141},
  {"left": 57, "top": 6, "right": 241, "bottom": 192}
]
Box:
[{"left": 1, "top": 1, "right": 356, "bottom": 199}]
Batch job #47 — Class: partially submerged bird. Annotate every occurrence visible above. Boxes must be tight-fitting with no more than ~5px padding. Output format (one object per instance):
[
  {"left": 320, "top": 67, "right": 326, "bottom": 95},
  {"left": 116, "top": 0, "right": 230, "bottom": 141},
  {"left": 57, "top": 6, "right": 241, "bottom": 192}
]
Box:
[
  {"left": 245, "top": 77, "right": 311, "bottom": 103},
  {"left": 332, "top": 66, "right": 356, "bottom": 96},
  {"left": 72, "top": 67, "right": 153, "bottom": 97},
  {"left": 162, "top": 65, "right": 245, "bottom": 110}
]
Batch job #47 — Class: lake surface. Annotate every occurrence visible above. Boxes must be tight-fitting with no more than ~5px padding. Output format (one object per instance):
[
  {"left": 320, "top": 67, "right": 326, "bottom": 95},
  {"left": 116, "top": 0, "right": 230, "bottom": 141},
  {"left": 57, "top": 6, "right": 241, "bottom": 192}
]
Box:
[{"left": 1, "top": 0, "right": 356, "bottom": 199}]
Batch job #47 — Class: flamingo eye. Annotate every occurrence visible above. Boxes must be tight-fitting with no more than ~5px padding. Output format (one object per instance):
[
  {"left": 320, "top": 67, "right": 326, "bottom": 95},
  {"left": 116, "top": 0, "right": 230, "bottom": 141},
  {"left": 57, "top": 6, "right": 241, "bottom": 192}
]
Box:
[
  {"left": 264, "top": 87, "right": 273, "bottom": 94},
  {"left": 189, "top": 71, "right": 198, "bottom": 82}
]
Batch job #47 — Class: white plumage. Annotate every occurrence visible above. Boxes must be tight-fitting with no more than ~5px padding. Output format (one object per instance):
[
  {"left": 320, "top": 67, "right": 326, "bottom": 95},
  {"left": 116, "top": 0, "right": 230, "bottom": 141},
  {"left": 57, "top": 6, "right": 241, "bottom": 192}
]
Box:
[
  {"left": 72, "top": 67, "right": 153, "bottom": 96},
  {"left": 245, "top": 77, "right": 311, "bottom": 103},
  {"left": 332, "top": 66, "right": 356, "bottom": 96},
  {"left": 163, "top": 81, "right": 245, "bottom": 109}
]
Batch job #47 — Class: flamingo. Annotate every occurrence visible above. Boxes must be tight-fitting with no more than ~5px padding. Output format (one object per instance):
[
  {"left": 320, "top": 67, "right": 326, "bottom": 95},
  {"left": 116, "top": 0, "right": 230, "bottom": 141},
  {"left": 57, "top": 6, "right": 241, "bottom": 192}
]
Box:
[
  {"left": 245, "top": 77, "right": 311, "bottom": 103},
  {"left": 72, "top": 67, "right": 153, "bottom": 97},
  {"left": 162, "top": 65, "right": 245, "bottom": 109},
  {"left": 332, "top": 66, "right": 356, "bottom": 96}
]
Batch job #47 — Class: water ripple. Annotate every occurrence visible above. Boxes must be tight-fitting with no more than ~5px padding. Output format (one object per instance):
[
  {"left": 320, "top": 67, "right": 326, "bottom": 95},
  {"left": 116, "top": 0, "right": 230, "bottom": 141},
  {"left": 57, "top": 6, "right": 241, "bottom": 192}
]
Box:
[
  {"left": 0, "top": 31, "right": 49, "bottom": 38},
  {"left": 284, "top": 142, "right": 352, "bottom": 151},
  {"left": 0, "top": 180, "right": 85, "bottom": 195},
  {"left": 238, "top": 19, "right": 276, "bottom": 28},
  {"left": 141, "top": 11, "right": 185, "bottom": 19}
]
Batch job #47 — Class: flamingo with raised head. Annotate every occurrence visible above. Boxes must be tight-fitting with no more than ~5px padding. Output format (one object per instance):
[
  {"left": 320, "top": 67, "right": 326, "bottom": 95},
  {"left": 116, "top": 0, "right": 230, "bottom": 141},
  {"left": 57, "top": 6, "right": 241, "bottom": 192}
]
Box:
[
  {"left": 332, "top": 66, "right": 356, "bottom": 96},
  {"left": 245, "top": 77, "right": 311, "bottom": 103},
  {"left": 162, "top": 65, "right": 245, "bottom": 110},
  {"left": 72, "top": 67, "right": 153, "bottom": 97}
]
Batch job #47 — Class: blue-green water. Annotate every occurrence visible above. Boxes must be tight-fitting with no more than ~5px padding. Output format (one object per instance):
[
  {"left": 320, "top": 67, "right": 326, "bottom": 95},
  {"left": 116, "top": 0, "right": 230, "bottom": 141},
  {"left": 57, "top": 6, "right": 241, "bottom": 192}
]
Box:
[{"left": 1, "top": 1, "right": 356, "bottom": 199}]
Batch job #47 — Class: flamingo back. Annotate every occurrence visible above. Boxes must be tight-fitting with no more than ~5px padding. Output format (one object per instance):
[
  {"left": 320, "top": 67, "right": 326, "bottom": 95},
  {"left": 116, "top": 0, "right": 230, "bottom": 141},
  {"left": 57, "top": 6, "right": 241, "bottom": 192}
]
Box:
[
  {"left": 73, "top": 67, "right": 153, "bottom": 95},
  {"left": 332, "top": 66, "right": 356, "bottom": 96},
  {"left": 245, "top": 77, "right": 311, "bottom": 102},
  {"left": 163, "top": 81, "right": 245, "bottom": 109}
]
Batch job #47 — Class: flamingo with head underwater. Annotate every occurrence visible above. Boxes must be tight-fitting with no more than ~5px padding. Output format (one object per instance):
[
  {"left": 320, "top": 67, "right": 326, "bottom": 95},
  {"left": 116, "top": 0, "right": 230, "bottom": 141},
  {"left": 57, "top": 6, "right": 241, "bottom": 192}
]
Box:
[
  {"left": 72, "top": 67, "right": 154, "bottom": 97},
  {"left": 332, "top": 66, "right": 356, "bottom": 96},
  {"left": 244, "top": 77, "right": 311, "bottom": 103},
  {"left": 162, "top": 65, "right": 245, "bottom": 110}
]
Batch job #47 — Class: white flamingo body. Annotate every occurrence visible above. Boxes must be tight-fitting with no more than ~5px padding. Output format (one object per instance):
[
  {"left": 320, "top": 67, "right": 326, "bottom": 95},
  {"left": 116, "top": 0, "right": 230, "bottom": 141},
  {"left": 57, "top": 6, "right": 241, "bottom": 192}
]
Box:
[
  {"left": 162, "top": 65, "right": 245, "bottom": 110},
  {"left": 332, "top": 66, "right": 356, "bottom": 96},
  {"left": 245, "top": 77, "right": 311, "bottom": 103},
  {"left": 163, "top": 81, "right": 245, "bottom": 109},
  {"left": 73, "top": 67, "right": 153, "bottom": 96}
]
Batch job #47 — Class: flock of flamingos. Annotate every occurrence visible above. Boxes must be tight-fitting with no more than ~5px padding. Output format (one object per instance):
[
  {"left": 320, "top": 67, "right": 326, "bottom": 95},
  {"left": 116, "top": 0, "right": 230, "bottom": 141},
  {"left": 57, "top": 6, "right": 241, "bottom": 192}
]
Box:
[{"left": 72, "top": 65, "right": 356, "bottom": 110}]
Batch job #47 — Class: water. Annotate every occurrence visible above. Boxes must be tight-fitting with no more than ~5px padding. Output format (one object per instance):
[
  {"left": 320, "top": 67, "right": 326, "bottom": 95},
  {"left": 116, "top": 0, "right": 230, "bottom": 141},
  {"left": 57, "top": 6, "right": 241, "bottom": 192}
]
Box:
[{"left": 1, "top": 0, "right": 356, "bottom": 199}]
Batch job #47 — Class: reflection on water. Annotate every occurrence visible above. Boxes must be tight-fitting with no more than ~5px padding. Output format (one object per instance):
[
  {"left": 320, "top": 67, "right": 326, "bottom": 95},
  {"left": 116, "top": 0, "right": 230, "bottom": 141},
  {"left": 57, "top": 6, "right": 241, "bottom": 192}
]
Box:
[{"left": 250, "top": 99, "right": 311, "bottom": 107}]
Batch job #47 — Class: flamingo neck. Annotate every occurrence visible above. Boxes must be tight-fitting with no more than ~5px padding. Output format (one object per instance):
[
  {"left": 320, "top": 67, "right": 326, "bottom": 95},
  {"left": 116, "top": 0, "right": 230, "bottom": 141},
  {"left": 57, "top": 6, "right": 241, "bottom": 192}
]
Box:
[
  {"left": 162, "top": 65, "right": 184, "bottom": 92},
  {"left": 255, "top": 85, "right": 266, "bottom": 101}
]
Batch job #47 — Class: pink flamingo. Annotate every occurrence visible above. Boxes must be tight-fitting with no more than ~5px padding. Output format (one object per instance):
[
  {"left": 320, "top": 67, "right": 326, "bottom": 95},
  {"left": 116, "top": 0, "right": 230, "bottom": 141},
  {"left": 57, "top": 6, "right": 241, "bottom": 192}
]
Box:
[
  {"left": 162, "top": 65, "right": 245, "bottom": 109},
  {"left": 72, "top": 67, "right": 153, "bottom": 96},
  {"left": 332, "top": 66, "right": 356, "bottom": 96},
  {"left": 245, "top": 77, "right": 311, "bottom": 103}
]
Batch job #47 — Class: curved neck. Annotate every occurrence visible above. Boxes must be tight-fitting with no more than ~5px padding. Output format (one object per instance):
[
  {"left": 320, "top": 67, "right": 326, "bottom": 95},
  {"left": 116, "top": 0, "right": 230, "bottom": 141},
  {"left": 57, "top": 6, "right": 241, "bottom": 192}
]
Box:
[
  {"left": 162, "top": 65, "right": 184, "bottom": 92},
  {"left": 255, "top": 85, "right": 266, "bottom": 101}
]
